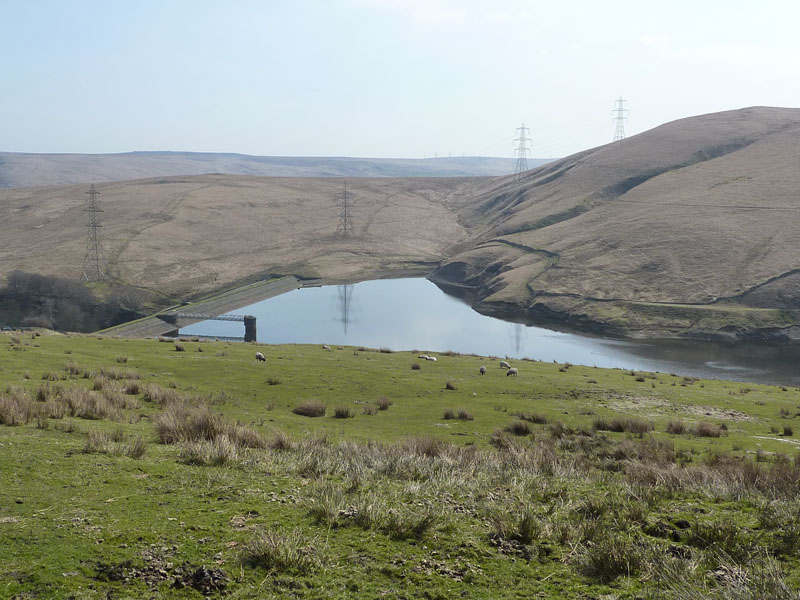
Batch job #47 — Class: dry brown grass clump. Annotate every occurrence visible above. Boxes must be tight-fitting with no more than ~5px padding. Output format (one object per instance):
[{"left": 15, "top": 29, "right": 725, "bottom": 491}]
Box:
[
  {"left": 292, "top": 401, "right": 326, "bottom": 418},
  {"left": 666, "top": 420, "right": 687, "bottom": 434},
  {"left": 155, "top": 403, "right": 266, "bottom": 449},
  {"left": 142, "top": 383, "right": 181, "bottom": 405},
  {"left": 694, "top": 422, "right": 723, "bottom": 438},
  {"left": 333, "top": 405, "right": 354, "bottom": 419},
  {"left": 505, "top": 420, "right": 532, "bottom": 436},
  {"left": 0, "top": 388, "right": 34, "bottom": 425},
  {"left": 240, "top": 527, "right": 325, "bottom": 574},
  {"left": 443, "top": 408, "right": 473, "bottom": 421},
  {"left": 98, "top": 366, "right": 141, "bottom": 381},
  {"left": 377, "top": 396, "right": 393, "bottom": 411},
  {"left": 58, "top": 387, "right": 122, "bottom": 421},
  {"left": 515, "top": 412, "right": 549, "bottom": 425},
  {"left": 593, "top": 417, "right": 653, "bottom": 435}
]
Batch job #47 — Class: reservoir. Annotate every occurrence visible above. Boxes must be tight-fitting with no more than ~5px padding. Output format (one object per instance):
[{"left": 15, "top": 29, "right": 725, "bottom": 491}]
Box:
[{"left": 180, "top": 278, "right": 800, "bottom": 387}]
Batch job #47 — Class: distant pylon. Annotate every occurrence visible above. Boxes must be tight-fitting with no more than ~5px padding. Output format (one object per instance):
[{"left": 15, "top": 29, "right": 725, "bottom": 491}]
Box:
[
  {"left": 81, "top": 184, "right": 107, "bottom": 282},
  {"left": 513, "top": 123, "right": 531, "bottom": 180},
  {"left": 335, "top": 181, "right": 354, "bottom": 238},
  {"left": 612, "top": 97, "right": 628, "bottom": 141}
]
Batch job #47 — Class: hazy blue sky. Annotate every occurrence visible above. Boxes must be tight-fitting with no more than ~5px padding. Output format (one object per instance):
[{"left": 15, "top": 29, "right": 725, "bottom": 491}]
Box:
[{"left": 2, "top": 0, "right": 798, "bottom": 158}]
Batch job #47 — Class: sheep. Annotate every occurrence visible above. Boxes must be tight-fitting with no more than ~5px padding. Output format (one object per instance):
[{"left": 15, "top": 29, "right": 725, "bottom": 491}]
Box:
[
  {"left": 506, "top": 367, "right": 518, "bottom": 377},
  {"left": 418, "top": 355, "right": 430, "bottom": 360},
  {"left": 322, "top": 344, "right": 331, "bottom": 350},
  {"left": 255, "top": 352, "right": 266, "bottom": 362},
  {"left": 426, "top": 356, "right": 437, "bottom": 362},
  {"left": 499, "top": 360, "right": 511, "bottom": 369},
  {"left": 479, "top": 366, "right": 487, "bottom": 375}
]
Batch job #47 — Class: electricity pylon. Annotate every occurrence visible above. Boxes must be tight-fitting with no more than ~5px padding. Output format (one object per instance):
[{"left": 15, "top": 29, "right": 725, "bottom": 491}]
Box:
[
  {"left": 335, "top": 181, "right": 354, "bottom": 238},
  {"left": 612, "top": 97, "right": 628, "bottom": 141},
  {"left": 81, "top": 184, "right": 107, "bottom": 282},
  {"left": 514, "top": 123, "right": 531, "bottom": 180}
]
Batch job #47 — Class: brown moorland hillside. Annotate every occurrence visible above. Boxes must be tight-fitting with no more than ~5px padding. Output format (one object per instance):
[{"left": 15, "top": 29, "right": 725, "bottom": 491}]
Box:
[
  {"left": 0, "top": 175, "right": 475, "bottom": 298},
  {"left": 434, "top": 106, "right": 800, "bottom": 339}
]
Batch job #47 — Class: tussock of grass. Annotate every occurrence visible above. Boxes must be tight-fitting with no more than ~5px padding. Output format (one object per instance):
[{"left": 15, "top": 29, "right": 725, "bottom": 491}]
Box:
[
  {"left": 515, "top": 412, "right": 549, "bottom": 425},
  {"left": 593, "top": 417, "right": 653, "bottom": 435},
  {"left": 240, "top": 527, "right": 325, "bottom": 574},
  {"left": 377, "top": 396, "right": 393, "bottom": 411},
  {"left": 292, "top": 401, "right": 326, "bottom": 418},
  {"left": 155, "top": 403, "right": 266, "bottom": 449},
  {"left": 443, "top": 408, "right": 473, "bottom": 421},
  {"left": 82, "top": 430, "right": 147, "bottom": 459},
  {"left": 179, "top": 435, "right": 239, "bottom": 466},
  {"left": 579, "top": 533, "right": 647, "bottom": 582},
  {"left": 505, "top": 420, "right": 532, "bottom": 436},
  {"left": 59, "top": 387, "right": 122, "bottom": 421},
  {"left": 98, "top": 366, "right": 141, "bottom": 381},
  {"left": 694, "top": 422, "right": 723, "bottom": 437},
  {"left": 333, "top": 405, "right": 354, "bottom": 419},
  {"left": 142, "top": 384, "right": 181, "bottom": 405},
  {"left": 384, "top": 507, "right": 439, "bottom": 540},
  {"left": 0, "top": 389, "right": 34, "bottom": 425},
  {"left": 666, "top": 420, "right": 687, "bottom": 434},
  {"left": 123, "top": 381, "right": 140, "bottom": 395}
]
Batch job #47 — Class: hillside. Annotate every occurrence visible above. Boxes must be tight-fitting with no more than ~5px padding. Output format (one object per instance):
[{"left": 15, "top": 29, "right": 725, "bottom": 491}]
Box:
[
  {"left": 1, "top": 107, "right": 799, "bottom": 340},
  {"left": 0, "top": 174, "right": 476, "bottom": 298},
  {"left": 2, "top": 333, "right": 800, "bottom": 598},
  {"left": 0, "top": 151, "right": 547, "bottom": 188},
  {"left": 433, "top": 106, "right": 800, "bottom": 340}
]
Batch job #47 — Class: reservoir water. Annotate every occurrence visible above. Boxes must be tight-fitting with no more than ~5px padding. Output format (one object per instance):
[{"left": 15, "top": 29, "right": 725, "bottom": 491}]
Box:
[{"left": 180, "top": 278, "right": 800, "bottom": 387}]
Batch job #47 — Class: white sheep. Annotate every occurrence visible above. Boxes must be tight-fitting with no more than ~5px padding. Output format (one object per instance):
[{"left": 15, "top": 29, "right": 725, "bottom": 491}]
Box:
[
  {"left": 426, "top": 356, "right": 437, "bottom": 362},
  {"left": 418, "top": 355, "right": 430, "bottom": 360},
  {"left": 499, "top": 360, "right": 511, "bottom": 369},
  {"left": 255, "top": 352, "right": 266, "bottom": 362},
  {"left": 506, "top": 367, "right": 518, "bottom": 376},
  {"left": 322, "top": 344, "right": 331, "bottom": 350},
  {"left": 479, "top": 366, "right": 486, "bottom": 375}
]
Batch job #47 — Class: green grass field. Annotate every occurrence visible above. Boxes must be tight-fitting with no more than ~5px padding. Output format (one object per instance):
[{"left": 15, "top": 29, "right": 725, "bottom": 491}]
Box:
[{"left": 2, "top": 331, "right": 800, "bottom": 599}]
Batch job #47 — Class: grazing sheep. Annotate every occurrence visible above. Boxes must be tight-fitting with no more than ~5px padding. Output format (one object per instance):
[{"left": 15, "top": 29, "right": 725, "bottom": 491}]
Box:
[
  {"left": 479, "top": 366, "right": 487, "bottom": 375},
  {"left": 499, "top": 360, "right": 511, "bottom": 369},
  {"left": 427, "top": 356, "right": 437, "bottom": 362},
  {"left": 418, "top": 355, "right": 429, "bottom": 360},
  {"left": 255, "top": 352, "right": 266, "bottom": 362},
  {"left": 322, "top": 344, "right": 331, "bottom": 350},
  {"left": 506, "top": 367, "right": 518, "bottom": 377}
]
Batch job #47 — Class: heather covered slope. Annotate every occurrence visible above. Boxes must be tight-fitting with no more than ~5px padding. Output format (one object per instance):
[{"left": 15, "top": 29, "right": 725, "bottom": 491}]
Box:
[{"left": 435, "top": 107, "right": 800, "bottom": 339}]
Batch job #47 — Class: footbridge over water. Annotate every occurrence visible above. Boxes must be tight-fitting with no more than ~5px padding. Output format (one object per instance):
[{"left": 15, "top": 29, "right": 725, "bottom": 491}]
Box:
[{"left": 157, "top": 312, "right": 257, "bottom": 341}]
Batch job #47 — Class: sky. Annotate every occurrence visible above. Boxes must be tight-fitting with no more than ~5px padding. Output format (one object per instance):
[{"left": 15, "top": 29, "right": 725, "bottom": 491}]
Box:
[{"left": 2, "top": 0, "right": 799, "bottom": 159}]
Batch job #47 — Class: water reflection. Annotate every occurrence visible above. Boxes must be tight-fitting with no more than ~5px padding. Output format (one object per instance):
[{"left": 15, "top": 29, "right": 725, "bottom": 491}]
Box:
[
  {"left": 336, "top": 284, "right": 354, "bottom": 335},
  {"left": 509, "top": 323, "right": 527, "bottom": 356},
  {"left": 180, "top": 278, "right": 800, "bottom": 386}
]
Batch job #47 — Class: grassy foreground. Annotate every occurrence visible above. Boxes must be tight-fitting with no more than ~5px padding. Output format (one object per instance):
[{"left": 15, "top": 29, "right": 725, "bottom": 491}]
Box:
[{"left": 2, "top": 331, "right": 800, "bottom": 599}]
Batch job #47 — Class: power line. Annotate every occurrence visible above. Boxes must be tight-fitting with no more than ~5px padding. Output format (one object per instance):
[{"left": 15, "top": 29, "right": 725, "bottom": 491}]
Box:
[
  {"left": 612, "top": 97, "right": 629, "bottom": 141},
  {"left": 513, "top": 123, "right": 532, "bottom": 180},
  {"left": 335, "top": 181, "right": 354, "bottom": 238},
  {"left": 81, "top": 184, "right": 107, "bottom": 282}
]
